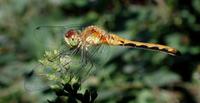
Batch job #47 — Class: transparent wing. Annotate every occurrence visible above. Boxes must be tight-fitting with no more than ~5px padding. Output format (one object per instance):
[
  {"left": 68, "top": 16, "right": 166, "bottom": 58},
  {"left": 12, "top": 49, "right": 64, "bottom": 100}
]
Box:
[
  {"left": 24, "top": 25, "right": 99, "bottom": 92},
  {"left": 33, "top": 26, "right": 71, "bottom": 57},
  {"left": 79, "top": 44, "right": 113, "bottom": 80},
  {"left": 25, "top": 26, "right": 79, "bottom": 92},
  {"left": 64, "top": 46, "right": 99, "bottom": 82}
]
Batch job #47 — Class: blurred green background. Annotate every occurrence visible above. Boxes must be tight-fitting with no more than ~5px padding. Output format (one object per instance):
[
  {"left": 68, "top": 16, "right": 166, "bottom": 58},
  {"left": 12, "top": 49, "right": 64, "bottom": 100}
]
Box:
[{"left": 0, "top": 0, "right": 200, "bottom": 103}]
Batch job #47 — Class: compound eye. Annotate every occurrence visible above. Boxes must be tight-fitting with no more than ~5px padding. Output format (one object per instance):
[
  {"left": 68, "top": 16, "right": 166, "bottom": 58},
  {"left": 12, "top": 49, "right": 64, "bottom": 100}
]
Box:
[{"left": 65, "top": 29, "right": 76, "bottom": 38}]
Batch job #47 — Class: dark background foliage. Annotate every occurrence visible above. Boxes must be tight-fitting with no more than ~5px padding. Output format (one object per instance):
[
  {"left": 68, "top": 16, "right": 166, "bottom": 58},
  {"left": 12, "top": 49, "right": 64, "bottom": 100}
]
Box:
[{"left": 0, "top": 0, "right": 200, "bottom": 103}]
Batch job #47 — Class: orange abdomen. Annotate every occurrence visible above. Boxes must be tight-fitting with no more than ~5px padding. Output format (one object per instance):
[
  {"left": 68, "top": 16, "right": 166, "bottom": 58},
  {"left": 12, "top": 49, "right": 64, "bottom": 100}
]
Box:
[{"left": 107, "top": 34, "right": 181, "bottom": 56}]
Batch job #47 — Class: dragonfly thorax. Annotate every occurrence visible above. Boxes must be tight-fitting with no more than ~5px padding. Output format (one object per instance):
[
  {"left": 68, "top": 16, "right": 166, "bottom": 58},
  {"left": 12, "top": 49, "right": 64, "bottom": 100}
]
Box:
[
  {"left": 64, "top": 29, "right": 80, "bottom": 48},
  {"left": 82, "top": 25, "right": 107, "bottom": 46}
]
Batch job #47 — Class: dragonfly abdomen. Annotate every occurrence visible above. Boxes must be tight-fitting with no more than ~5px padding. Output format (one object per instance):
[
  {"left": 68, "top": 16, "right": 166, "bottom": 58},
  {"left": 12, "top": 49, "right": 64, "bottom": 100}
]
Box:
[
  {"left": 107, "top": 34, "right": 180, "bottom": 56},
  {"left": 122, "top": 41, "right": 181, "bottom": 56}
]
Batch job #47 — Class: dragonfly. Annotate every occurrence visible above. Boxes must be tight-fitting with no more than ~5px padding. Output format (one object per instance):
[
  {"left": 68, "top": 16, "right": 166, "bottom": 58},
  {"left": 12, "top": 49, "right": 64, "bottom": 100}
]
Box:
[
  {"left": 25, "top": 25, "right": 180, "bottom": 91},
  {"left": 64, "top": 25, "right": 180, "bottom": 56}
]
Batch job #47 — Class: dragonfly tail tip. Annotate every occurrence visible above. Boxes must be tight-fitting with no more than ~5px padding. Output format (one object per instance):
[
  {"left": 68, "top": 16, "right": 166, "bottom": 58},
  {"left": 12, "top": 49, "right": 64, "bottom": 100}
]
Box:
[
  {"left": 171, "top": 50, "right": 181, "bottom": 56},
  {"left": 175, "top": 50, "right": 181, "bottom": 56}
]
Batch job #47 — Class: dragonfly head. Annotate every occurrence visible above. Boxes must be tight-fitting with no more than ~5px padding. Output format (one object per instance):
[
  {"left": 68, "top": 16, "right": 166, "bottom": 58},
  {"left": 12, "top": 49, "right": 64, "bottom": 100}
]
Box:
[{"left": 64, "top": 29, "right": 80, "bottom": 48}]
